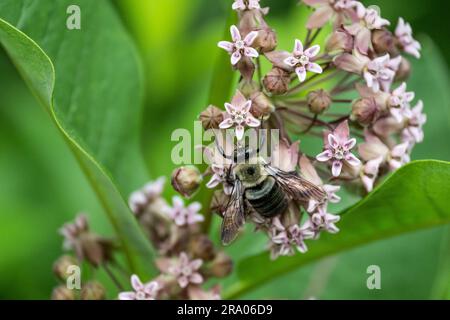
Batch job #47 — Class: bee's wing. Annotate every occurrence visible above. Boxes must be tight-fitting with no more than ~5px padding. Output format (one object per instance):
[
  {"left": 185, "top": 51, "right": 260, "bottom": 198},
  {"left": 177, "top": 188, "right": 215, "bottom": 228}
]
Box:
[
  {"left": 221, "top": 179, "right": 246, "bottom": 245},
  {"left": 265, "top": 165, "right": 326, "bottom": 202}
]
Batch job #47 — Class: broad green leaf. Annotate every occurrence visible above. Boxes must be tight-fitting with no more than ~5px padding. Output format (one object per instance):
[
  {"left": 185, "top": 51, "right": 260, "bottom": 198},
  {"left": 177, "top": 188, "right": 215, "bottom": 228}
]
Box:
[
  {"left": 0, "top": 0, "right": 155, "bottom": 274},
  {"left": 224, "top": 160, "right": 450, "bottom": 298}
]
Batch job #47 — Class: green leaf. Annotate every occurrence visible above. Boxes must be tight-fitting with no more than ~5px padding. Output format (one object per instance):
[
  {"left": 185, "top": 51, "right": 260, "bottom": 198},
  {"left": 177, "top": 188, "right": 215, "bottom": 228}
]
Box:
[
  {"left": 0, "top": 0, "right": 155, "bottom": 275},
  {"left": 224, "top": 160, "right": 450, "bottom": 298}
]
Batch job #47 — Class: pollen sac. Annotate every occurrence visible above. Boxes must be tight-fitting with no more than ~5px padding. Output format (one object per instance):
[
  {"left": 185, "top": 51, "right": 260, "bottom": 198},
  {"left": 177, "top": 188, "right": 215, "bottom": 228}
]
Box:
[
  {"left": 372, "top": 29, "right": 398, "bottom": 56},
  {"left": 250, "top": 91, "right": 275, "bottom": 118},
  {"left": 351, "top": 97, "right": 380, "bottom": 126}
]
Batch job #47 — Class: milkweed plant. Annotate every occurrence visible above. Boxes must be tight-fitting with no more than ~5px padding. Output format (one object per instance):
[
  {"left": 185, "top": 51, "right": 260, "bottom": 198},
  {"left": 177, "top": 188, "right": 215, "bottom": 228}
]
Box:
[{"left": 52, "top": 0, "right": 425, "bottom": 300}]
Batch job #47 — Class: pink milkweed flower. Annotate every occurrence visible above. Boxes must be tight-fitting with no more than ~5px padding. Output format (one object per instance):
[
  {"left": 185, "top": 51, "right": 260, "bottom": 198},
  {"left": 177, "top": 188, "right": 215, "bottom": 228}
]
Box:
[
  {"left": 271, "top": 139, "right": 300, "bottom": 172},
  {"left": 388, "top": 82, "right": 415, "bottom": 122},
  {"left": 402, "top": 100, "right": 426, "bottom": 144},
  {"left": 118, "top": 275, "right": 159, "bottom": 300},
  {"left": 283, "top": 39, "right": 323, "bottom": 83},
  {"left": 168, "top": 252, "right": 204, "bottom": 288},
  {"left": 203, "top": 140, "right": 234, "bottom": 194},
  {"left": 303, "top": 0, "right": 365, "bottom": 29},
  {"left": 218, "top": 25, "right": 259, "bottom": 65},
  {"left": 395, "top": 18, "right": 421, "bottom": 59},
  {"left": 128, "top": 177, "right": 165, "bottom": 214},
  {"left": 232, "top": 0, "right": 260, "bottom": 11},
  {"left": 163, "top": 196, "right": 204, "bottom": 227},
  {"left": 316, "top": 120, "right": 361, "bottom": 177},
  {"left": 302, "top": 206, "right": 341, "bottom": 238},
  {"left": 358, "top": 131, "right": 410, "bottom": 171},
  {"left": 360, "top": 156, "right": 384, "bottom": 192},
  {"left": 345, "top": 6, "right": 390, "bottom": 54},
  {"left": 363, "top": 54, "right": 401, "bottom": 93},
  {"left": 269, "top": 217, "right": 314, "bottom": 259},
  {"left": 219, "top": 90, "right": 260, "bottom": 140},
  {"left": 299, "top": 155, "right": 341, "bottom": 213}
]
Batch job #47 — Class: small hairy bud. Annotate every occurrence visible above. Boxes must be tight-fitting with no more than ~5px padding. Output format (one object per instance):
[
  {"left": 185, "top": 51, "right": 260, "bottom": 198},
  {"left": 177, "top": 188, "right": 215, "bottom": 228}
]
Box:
[
  {"left": 263, "top": 67, "right": 290, "bottom": 95},
  {"left": 254, "top": 27, "right": 277, "bottom": 52},
  {"left": 394, "top": 57, "right": 411, "bottom": 82},
  {"left": 307, "top": 89, "right": 331, "bottom": 114},
  {"left": 351, "top": 98, "right": 380, "bottom": 126},
  {"left": 250, "top": 91, "right": 274, "bottom": 118},
  {"left": 53, "top": 255, "right": 78, "bottom": 281},
  {"left": 171, "top": 166, "right": 202, "bottom": 198},
  {"left": 209, "top": 251, "right": 233, "bottom": 278},
  {"left": 80, "top": 281, "right": 106, "bottom": 300},
  {"left": 326, "top": 28, "right": 354, "bottom": 54},
  {"left": 188, "top": 234, "right": 216, "bottom": 261},
  {"left": 199, "top": 105, "right": 224, "bottom": 130},
  {"left": 51, "top": 286, "right": 76, "bottom": 300},
  {"left": 372, "top": 29, "right": 397, "bottom": 56}
]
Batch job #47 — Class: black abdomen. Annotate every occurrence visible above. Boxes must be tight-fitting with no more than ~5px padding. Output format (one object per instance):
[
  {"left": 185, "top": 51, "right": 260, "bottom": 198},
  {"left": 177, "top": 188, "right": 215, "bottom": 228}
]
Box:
[{"left": 245, "top": 176, "right": 288, "bottom": 217}]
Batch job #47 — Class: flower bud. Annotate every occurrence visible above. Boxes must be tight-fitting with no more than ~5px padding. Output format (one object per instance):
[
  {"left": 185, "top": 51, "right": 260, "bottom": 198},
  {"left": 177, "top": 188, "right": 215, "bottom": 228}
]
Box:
[
  {"left": 51, "top": 285, "right": 76, "bottom": 300},
  {"left": 372, "top": 29, "right": 397, "bottom": 56},
  {"left": 209, "top": 251, "right": 233, "bottom": 278},
  {"left": 263, "top": 67, "right": 290, "bottom": 95},
  {"left": 80, "top": 281, "right": 106, "bottom": 300},
  {"left": 199, "top": 105, "right": 224, "bottom": 130},
  {"left": 53, "top": 255, "right": 78, "bottom": 281},
  {"left": 351, "top": 98, "right": 380, "bottom": 126},
  {"left": 307, "top": 89, "right": 331, "bottom": 114},
  {"left": 326, "top": 28, "right": 354, "bottom": 54},
  {"left": 250, "top": 91, "right": 274, "bottom": 118},
  {"left": 394, "top": 57, "right": 411, "bottom": 82},
  {"left": 254, "top": 27, "right": 277, "bottom": 52},
  {"left": 188, "top": 234, "right": 216, "bottom": 261},
  {"left": 171, "top": 166, "right": 202, "bottom": 198}
]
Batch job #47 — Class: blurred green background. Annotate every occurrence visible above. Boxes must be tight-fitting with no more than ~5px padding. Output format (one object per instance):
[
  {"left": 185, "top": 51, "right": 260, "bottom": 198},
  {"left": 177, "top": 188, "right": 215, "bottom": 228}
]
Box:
[{"left": 0, "top": 0, "right": 449, "bottom": 299}]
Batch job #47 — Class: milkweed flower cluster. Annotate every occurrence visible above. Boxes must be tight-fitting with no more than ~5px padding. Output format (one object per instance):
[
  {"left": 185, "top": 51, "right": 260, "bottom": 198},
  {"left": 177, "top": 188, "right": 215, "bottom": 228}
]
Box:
[{"left": 177, "top": 0, "right": 425, "bottom": 259}]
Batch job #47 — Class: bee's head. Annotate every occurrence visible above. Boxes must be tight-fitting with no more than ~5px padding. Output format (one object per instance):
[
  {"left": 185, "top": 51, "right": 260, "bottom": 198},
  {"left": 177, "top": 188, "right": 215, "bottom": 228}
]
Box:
[{"left": 234, "top": 163, "right": 266, "bottom": 186}]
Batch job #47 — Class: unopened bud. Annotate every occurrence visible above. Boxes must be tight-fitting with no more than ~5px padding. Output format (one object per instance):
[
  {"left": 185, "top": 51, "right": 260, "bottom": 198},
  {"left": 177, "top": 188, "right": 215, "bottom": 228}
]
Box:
[
  {"left": 307, "top": 89, "right": 331, "bottom": 114},
  {"left": 80, "top": 281, "right": 106, "bottom": 300},
  {"left": 254, "top": 27, "right": 277, "bottom": 53},
  {"left": 51, "top": 285, "right": 76, "bottom": 300},
  {"left": 263, "top": 67, "right": 290, "bottom": 95},
  {"left": 53, "top": 255, "right": 78, "bottom": 281},
  {"left": 351, "top": 98, "right": 380, "bottom": 126},
  {"left": 326, "top": 28, "right": 354, "bottom": 54},
  {"left": 189, "top": 234, "right": 216, "bottom": 261},
  {"left": 199, "top": 105, "right": 224, "bottom": 130},
  {"left": 372, "top": 29, "right": 397, "bottom": 56},
  {"left": 209, "top": 251, "right": 233, "bottom": 278},
  {"left": 250, "top": 91, "right": 274, "bottom": 118},
  {"left": 171, "top": 166, "right": 202, "bottom": 198},
  {"left": 394, "top": 57, "right": 411, "bottom": 82}
]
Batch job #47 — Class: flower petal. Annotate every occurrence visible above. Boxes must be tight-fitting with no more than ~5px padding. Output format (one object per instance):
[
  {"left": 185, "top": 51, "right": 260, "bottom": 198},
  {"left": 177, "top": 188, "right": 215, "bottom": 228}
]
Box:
[
  {"left": 219, "top": 118, "right": 234, "bottom": 129},
  {"left": 316, "top": 150, "right": 332, "bottom": 162},
  {"left": 343, "top": 138, "right": 357, "bottom": 150},
  {"left": 345, "top": 153, "right": 361, "bottom": 166},
  {"left": 294, "top": 39, "right": 304, "bottom": 56},
  {"left": 131, "top": 274, "right": 143, "bottom": 291},
  {"left": 244, "top": 31, "right": 259, "bottom": 46},
  {"left": 235, "top": 125, "right": 245, "bottom": 140},
  {"left": 231, "top": 51, "right": 242, "bottom": 65},
  {"left": 331, "top": 160, "right": 343, "bottom": 177},
  {"left": 295, "top": 66, "right": 307, "bottom": 82},
  {"left": 306, "top": 62, "right": 322, "bottom": 74},
  {"left": 118, "top": 292, "right": 136, "bottom": 300},
  {"left": 230, "top": 25, "right": 241, "bottom": 42},
  {"left": 217, "top": 41, "right": 234, "bottom": 52},
  {"left": 244, "top": 47, "right": 259, "bottom": 58},
  {"left": 304, "top": 45, "right": 320, "bottom": 57}
]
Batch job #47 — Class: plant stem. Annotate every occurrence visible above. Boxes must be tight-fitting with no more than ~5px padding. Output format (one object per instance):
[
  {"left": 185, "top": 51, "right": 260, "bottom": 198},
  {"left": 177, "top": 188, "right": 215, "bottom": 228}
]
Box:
[{"left": 103, "top": 263, "right": 124, "bottom": 291}]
